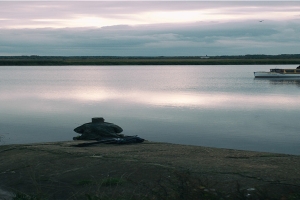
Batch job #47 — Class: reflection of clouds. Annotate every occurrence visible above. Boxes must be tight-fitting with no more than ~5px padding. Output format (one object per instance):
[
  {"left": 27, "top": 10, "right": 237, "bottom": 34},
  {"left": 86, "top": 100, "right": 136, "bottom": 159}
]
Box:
[
  {"left": 130, "top": 91, "right": 299, "bottom": 109},
  {"left": 40, "top": 90, "right": 113, "bottom": 102},
  {"left": 2, "top": 88, "right": 299, "bottom": 110},
  {"left": 268, "top": 79, "right": 300, "bottom": 87}
]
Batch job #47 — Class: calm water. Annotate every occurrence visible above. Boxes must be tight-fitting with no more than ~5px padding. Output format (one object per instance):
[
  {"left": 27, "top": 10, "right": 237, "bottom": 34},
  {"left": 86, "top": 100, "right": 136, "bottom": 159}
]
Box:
[{"left": 1, "top": 65, "right": 300, "bottom": 155}]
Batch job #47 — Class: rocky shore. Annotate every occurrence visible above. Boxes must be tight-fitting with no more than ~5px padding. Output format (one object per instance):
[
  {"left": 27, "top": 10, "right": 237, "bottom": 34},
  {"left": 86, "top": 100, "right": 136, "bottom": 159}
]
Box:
[{"left": 1, "top": 141, "right": 300, "bottom": 199}]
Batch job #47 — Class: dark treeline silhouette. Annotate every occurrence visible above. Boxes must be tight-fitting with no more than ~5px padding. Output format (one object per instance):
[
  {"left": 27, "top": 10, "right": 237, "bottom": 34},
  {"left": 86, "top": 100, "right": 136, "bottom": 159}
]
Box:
[{"left": 1, "top": 54, "right": 300, "bottom": 65}]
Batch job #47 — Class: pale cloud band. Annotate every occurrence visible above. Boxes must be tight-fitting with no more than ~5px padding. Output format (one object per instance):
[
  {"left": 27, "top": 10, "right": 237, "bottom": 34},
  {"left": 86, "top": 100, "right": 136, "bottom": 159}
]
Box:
[
  {"left": 0, "top": 1, "right": 299, "bottom": 56},
  {"left": 1, "top": 2, "right": 299, "bottom": 29}
]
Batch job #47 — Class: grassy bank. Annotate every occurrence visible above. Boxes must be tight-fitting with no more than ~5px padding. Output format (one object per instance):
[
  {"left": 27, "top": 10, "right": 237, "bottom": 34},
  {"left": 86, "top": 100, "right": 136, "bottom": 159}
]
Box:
[
  {"left": 1, "top": 141, "right": 300, "bottom": 199},
  {"left": 1, "top": 55, "right": 300, "bottom": 66}
]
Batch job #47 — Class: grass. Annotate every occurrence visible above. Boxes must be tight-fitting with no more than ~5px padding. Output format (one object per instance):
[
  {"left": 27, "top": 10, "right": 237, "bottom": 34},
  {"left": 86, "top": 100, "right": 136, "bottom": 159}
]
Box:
[
  {"left": 75, "top": 177, "right": 124, "bottom": 187},
  {"left": 76, "top": 180, "right": 94, "bottom": 186},
  {"left": 13, "top": 193, "right": 43, "bottom": 200},
  {"left": 3, "top": 145, "right": 299, "bottom": 200},
  {"left": 101, "top": 177, "right": 124, "bottom": 187},
  {"left": 1, "top": 55, "right": 300, "bottom": 66},
  {"left": 11, "top": 169, "right": 300, "bottom": 200},
  {"left": 142, "top": 170, "right": 300, "bottom": 200}
]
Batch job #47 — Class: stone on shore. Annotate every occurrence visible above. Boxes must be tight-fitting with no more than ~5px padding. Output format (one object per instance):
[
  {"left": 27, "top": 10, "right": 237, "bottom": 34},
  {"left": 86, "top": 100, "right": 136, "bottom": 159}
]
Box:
[{"left": 73, "top": 117, "right": 124, "bottom": 140}]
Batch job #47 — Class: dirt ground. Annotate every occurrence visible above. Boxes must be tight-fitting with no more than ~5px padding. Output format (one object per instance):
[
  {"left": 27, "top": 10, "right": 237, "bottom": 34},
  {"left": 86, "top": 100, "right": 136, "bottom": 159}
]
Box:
[{"left": 1, "top": 141, "right": 300, "bottom": 200}]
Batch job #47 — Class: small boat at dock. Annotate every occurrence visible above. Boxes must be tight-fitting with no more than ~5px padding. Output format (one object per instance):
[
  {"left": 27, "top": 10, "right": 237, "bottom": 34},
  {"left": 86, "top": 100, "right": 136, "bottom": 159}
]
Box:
[{"left": 254, "top": 65, "right": 300, "bottom": 78}]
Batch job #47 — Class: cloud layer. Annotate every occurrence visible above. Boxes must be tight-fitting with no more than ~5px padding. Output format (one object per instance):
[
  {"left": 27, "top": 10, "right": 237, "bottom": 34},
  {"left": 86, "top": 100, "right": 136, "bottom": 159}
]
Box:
[{"left": 1, "top": 2, "right": 300, "bottom": 56}]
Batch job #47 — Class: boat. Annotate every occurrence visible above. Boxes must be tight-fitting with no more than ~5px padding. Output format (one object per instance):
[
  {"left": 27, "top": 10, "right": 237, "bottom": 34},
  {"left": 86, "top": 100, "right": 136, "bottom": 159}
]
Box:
[{"left": 254, "top": 65, "right": 300, "bottom": 78}]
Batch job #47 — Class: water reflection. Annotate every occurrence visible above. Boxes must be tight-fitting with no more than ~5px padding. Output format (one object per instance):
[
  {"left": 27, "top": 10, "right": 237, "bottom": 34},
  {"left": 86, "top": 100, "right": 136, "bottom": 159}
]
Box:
[
  {"left": 255, "top": 78, "right": 300, "bottom": 87},
  {"left": 1, "top": 66, "right": 300, "bottom": 155},
  {"left": 1, "top": 87, "right": 299, "bottom": 110},
  {"left": 269, "top": 79, "right": 300, "bottom": 87}
]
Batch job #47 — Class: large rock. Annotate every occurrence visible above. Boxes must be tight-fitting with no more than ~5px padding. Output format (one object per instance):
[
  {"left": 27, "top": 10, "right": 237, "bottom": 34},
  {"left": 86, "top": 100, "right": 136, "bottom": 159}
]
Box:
[{"left": 73, "top": 117, "right": 124, "bottom": 140}]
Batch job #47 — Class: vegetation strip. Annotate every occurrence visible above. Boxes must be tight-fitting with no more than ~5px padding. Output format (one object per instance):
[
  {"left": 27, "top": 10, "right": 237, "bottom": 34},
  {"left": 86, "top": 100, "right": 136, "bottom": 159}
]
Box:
[{"left": 1, "top": 55, "right": 300, "bottom": 65}]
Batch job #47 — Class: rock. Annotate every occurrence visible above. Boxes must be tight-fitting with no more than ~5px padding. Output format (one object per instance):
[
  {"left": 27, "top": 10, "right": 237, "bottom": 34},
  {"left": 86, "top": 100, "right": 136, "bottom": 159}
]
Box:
[{"left": 73, "top": 117, "right": 124, "bottom": 140}]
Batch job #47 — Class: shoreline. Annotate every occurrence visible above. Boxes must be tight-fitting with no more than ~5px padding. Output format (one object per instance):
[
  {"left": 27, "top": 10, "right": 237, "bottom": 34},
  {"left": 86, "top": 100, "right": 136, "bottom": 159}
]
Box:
[
  {"left": 1, "top": 140, "right": 300, "bottom": 199},
  {"left": 1, "top": 55, "right": 300, "bottom": 66},
  {"left": 1, "top": 140, "right": 298, "bottom": 156}
]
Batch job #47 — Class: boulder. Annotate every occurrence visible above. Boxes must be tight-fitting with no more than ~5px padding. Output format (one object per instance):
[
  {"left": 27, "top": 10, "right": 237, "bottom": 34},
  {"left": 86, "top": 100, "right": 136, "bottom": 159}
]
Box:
[{"left": 73, "top": 117, "right": 124, "bottom": 140}]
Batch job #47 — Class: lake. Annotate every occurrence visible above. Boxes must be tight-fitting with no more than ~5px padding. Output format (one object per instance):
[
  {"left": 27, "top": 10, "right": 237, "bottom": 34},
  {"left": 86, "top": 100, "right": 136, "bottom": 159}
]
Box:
[{"left": 1, "top": 65, "right": 300, "bottom": 155}]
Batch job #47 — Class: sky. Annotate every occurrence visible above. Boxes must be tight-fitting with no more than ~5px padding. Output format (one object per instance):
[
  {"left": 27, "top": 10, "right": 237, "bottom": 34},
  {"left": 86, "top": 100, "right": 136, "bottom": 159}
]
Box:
[{"left": 0, "top": 1, "right": 300, "bottom": 56}]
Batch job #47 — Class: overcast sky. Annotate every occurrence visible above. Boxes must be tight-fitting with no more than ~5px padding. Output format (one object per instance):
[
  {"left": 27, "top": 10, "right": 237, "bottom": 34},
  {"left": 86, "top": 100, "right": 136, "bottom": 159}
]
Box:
[{"left": 1, "top": 1, "right": 300, "bottom": 56}]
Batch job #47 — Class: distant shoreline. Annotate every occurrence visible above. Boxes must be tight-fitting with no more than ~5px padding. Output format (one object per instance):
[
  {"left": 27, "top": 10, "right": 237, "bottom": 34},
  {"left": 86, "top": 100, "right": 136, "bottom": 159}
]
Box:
[{"left": 1, "top": 55, "right": 300, "bottom": 65}]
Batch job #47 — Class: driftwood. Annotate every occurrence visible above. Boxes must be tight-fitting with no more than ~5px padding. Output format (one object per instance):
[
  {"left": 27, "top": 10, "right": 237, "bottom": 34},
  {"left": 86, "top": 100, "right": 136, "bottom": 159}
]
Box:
[{"left": 72, "top": 135, "right": 145, "bottom": 147}]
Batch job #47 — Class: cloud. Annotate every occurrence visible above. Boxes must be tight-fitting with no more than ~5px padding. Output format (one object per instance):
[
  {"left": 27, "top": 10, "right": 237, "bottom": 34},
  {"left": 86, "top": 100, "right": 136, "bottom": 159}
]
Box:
[
  {"left": 2, "top": 18, "right": 300, "bottom": 56},
  {"left": 1, "top": 2, "right": 300, "bottom": 28},
  {"left": 0, "top": 1, "right": 300, "bottom": 56}
]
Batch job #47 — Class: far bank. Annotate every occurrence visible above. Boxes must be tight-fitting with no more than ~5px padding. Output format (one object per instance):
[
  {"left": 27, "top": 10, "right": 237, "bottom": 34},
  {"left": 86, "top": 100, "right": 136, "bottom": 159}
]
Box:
[{"left": 1, "top": 55, "right": 300, "bottom": 66}]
